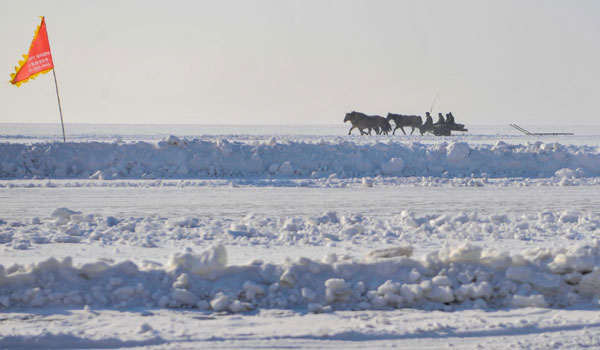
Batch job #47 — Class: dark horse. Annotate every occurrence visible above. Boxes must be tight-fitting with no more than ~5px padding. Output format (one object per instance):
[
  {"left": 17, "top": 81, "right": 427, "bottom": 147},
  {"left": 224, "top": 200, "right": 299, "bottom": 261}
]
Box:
[
  {"left": 374, "top": 115, "right": 392, "bottom": 135},
  {"left": 344, "top": 111, "right": 391, "bottom": 135},
  {"left": 386, "top": 113, "right": 423, "bottom": 135}
]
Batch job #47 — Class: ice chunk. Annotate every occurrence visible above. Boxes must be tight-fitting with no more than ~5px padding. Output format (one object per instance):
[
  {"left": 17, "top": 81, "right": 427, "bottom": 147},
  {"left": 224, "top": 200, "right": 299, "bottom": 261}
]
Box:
[
  {"left": 511, "top": 295, "right": 548, "bottom": 308},
  {"left": 210, "top": 293, "right": 230, "bottom": 312},
  {"left": 171, "top": 289, "right": 197, "bottom": 305},
  {"left": 447, "top": 142, "right": 470, "bottom": 163},
  {"left": 51, "top": 208, "right": 81, "bottom": 220},
  {"left": 432, "top": 275, "right": 453, "bottom": 287},
  {"left": 325, "top": 278, "right": 351, "bottom": 303},
  {"left": 243, "top": 281, "right": 265, "bottom": 300},
  {"left": 456, "top": 282, "right": 493, "bottom": 301},
  {"left": 426, "top": 285, "right": 454, "bottom": 303},
  {"left": 229, "top": 300, "right": 252, "bottom": 313},
  {"left": 441, "top": 243, "right": 482, "bottom": 263},
  {"left": 90, "top": 170, "right": 109, "bottom": 180},
  {"left": 301, "top": 287, "right": 317, "bottom": 302},
  {"left": 278, "top": 161, "right": 294, "bottom": 176},
  {"left": 366, "top": 245, "right": 413, "bottom": 260},
  {"left": 554, "top": 168, "right": 577, "bottom": 178},
  {"left": 307, "top": 303, "right": 323, "bottom": 313},
  {"left": 577, "top": 269, "right": 600, "bottom": 297},
  {"left": 168, "top": 245, "right": 227, "bottom": 275},
  {"left": 506, "top": 266, "right": 561, "bottom": 291},
  {"left": 165, "top": 135, "right": 183, "bottom": 146},
  {"left": 381, "top": 158, "right": 404, "bottom": 175}
]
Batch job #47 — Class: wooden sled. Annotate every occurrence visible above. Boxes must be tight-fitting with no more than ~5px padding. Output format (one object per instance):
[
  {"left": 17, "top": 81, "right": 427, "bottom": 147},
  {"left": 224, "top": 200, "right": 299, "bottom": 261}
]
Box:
[{"left": 427, "top": 123, "right": 468, "bottom": 136}]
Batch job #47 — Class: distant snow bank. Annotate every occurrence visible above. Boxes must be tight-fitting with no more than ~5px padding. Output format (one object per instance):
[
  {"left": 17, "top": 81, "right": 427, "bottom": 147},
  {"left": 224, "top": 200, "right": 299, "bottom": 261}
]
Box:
[
  {"left": 1, "top": 137, "right": 599, "bottom": 179},
  {"left": 3, "top": 243, "right": 600, "bottom": 312}
]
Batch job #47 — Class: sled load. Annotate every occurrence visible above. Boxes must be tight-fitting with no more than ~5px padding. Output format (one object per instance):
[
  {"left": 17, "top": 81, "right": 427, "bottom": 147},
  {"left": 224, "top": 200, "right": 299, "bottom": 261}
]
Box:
[{"left": 419, "top": 112, "right": 468, "bottom": 136}]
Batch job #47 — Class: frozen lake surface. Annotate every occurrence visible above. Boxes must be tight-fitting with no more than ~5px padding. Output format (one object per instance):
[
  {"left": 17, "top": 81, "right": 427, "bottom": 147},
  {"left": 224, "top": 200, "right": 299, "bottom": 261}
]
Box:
[
  {"left": 2, "top": 184, "right": 599, "bottom": 220},
  {"left": 2, "top": 123, "right": 599, "bottom": 144},
  {"left": 1, "top": 123, "right": 600, "bottom": 349}
]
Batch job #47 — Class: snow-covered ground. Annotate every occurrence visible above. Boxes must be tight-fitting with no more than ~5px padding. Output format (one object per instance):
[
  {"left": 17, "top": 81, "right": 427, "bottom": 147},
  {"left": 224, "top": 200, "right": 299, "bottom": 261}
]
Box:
[{"left": 1, "top": 123, "right": 600, "bottom": 349}]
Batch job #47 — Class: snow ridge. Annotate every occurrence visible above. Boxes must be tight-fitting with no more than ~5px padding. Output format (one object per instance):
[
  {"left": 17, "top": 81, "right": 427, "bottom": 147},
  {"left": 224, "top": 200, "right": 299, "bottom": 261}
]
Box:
[
  {"left": 1, "top": 137, "right": 599, "bottom": 179},
  {"left": 2, "top": 209, "right": 598, "bottom": 250},
  {"left": 3, "top": 243, "right": 600, "bottom": 312}
]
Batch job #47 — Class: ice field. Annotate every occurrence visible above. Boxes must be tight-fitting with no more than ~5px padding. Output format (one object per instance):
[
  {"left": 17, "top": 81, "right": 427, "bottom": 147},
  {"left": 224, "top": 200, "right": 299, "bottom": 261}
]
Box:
[{"left": 1, "top": 123, "right": 600, "bottom": 349}]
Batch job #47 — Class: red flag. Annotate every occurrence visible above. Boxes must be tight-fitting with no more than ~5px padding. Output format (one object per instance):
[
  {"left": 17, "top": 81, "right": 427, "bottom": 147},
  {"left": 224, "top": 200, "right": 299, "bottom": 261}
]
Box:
[{"left": 10, "top": 17, "right": 55, "bottom": 86}]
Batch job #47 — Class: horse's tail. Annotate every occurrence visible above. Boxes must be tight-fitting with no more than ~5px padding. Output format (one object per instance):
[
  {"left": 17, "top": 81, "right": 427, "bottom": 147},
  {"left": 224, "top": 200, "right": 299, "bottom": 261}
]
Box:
[{"left": 381, "top": 118, "right": 392, "bottom": 133}]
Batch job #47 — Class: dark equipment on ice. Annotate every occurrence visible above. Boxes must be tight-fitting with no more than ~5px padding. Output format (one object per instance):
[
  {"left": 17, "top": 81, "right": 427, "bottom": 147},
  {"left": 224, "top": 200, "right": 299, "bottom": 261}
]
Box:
[{"left": 510, "top": 124, "right": 574, "bottom": 136}]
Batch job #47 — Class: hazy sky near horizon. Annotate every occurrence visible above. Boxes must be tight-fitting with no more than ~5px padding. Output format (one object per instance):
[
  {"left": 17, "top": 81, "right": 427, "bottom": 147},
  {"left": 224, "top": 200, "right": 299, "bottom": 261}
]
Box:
[{"left": 1, "top": 0, "right": 599, "bottom": 125}]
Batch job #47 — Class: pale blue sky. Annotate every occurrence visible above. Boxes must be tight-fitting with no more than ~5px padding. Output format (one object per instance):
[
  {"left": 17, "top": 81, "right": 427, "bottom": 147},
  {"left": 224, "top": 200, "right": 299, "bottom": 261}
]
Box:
[{"left": 1, "top": 0, "right": 599, "bottom": 125}]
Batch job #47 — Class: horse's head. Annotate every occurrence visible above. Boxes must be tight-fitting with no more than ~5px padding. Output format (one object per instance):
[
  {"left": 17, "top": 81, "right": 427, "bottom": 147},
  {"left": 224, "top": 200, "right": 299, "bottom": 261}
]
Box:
[
  {"left": 386, "top": 113, "right": 393, "bottom": 121},
  {"left": 344, "top": 112, "right": 353, "bottom": 123}
]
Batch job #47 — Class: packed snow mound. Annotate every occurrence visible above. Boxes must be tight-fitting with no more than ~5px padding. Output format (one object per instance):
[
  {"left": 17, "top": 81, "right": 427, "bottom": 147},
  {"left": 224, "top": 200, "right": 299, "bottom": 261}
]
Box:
[
  {"left": 1, "top": 138, "right": 599, "bottom": 179},
  {"left": 2, "top": 209, "right": 599, "bottom": 250},
  {"left": 3, "top": 243, "right": 600, "bottom": 312}
]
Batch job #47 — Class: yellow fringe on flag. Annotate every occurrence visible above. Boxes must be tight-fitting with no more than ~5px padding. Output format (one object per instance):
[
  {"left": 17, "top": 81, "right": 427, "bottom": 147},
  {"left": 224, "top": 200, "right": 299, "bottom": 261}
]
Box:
[{"left": 9, "top": 16, "right": 53, "bottom": 87}]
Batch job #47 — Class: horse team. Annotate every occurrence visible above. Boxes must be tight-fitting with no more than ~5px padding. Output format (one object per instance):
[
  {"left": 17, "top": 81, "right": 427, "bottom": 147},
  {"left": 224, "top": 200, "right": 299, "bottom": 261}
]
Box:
[{"left": 344, "top": 111, "right": 468, "bottom": 136}]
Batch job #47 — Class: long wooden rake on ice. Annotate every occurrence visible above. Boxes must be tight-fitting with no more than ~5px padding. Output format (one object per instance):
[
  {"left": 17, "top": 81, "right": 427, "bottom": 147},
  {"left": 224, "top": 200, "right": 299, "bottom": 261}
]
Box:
[{"left": 509, "top": 124, "right": 574, "bottom": 136}]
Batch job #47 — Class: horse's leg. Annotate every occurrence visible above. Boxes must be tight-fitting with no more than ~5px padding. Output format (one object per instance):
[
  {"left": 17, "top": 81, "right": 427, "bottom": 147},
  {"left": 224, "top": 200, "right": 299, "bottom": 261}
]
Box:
[
  {"left": 348, "top": 126, "right": 354, "bottom": 135},
  {"left": 393, "top": 127, "right": 398, "bottom": 135},
  {"left": 410, "top": 126, "right": 415, "bottom": 135},
  {"left": 401, "top": 127, "right": 407, "bottom": 135}
]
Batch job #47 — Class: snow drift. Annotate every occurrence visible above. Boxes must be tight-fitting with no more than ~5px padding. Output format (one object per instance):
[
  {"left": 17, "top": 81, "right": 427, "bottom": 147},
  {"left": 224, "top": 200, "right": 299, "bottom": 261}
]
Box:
[
  {"left": 3, "top": 208, "right": 599, "bottom": 250},
  {"left": 3, "top": 243, "right": 600, "bottom": 312},
  {"left": 1, "top": 137, "right": 599, "bottom": 179}
]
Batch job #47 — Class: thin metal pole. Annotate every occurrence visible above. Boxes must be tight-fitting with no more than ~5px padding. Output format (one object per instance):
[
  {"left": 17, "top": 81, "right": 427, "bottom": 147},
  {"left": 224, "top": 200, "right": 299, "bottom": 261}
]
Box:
[{"left": 52, "top": 68, "right": 66, "bottom": 142}]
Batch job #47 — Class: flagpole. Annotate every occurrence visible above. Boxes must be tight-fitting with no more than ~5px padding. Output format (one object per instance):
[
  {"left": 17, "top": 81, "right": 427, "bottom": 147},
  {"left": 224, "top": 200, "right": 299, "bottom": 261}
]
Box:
[
  {"left": 45, "top": 17, "right": 66, "bottom": 142},
  {"left": 51, "top": 66, "right": 66, "bottom": 142}
]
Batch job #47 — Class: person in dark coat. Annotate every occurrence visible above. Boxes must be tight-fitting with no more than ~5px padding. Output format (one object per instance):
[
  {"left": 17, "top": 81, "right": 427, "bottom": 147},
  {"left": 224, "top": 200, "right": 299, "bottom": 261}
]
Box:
[
  {"left": 434, "top": 113, "right": 445, "bottom": 125},
  {"left": 420, "top": 112, "right": 434, "bottom": 135}
]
